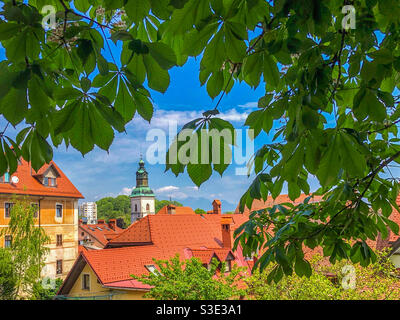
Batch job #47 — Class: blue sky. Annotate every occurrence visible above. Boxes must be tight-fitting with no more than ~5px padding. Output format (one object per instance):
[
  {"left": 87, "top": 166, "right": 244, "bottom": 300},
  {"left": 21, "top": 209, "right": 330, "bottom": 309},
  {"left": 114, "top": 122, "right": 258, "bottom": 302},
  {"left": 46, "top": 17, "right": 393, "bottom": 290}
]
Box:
[
  {"left": 1, "top": 24, "right": 390, "bottom": 212},
  {"left": 0, "top": 41, "right": 278, "bottom": 212}
]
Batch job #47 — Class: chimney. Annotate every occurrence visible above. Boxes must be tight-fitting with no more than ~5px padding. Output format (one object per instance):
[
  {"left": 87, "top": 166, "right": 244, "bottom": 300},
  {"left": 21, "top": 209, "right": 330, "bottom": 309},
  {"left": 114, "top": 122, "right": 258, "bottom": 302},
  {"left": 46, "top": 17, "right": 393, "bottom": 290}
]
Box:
[
  {"left": 108, "top": 219, "right": 116, "bottom": 231},
  {"left": 167, "top": 204, "right": 176, "bottom": 215},
  {"left": 212, "top": 200, "right": 221, "bottom": 214},
  {"left": 221, "top": 217, "right": 233, "bottom": 248},
  {"left": 98, "top": 219, "right": 105, "bottom": 224},
  {"left": 376, "top": 229, "right": 391, "bottom": 251}
]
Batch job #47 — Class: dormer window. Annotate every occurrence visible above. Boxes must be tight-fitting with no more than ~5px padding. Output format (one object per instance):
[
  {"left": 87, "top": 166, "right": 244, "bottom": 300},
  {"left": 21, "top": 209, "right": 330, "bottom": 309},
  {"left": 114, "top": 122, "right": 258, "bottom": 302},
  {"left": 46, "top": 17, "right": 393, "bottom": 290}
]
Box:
[
  {"left": 225, "top": 260, "right": 232, "bottom": 273},
  {"left": 145, "top": 265, "right": 159, "bottom": 275},
  {"left": 43, "top": 177, "right": 56, "bottom": 187}
]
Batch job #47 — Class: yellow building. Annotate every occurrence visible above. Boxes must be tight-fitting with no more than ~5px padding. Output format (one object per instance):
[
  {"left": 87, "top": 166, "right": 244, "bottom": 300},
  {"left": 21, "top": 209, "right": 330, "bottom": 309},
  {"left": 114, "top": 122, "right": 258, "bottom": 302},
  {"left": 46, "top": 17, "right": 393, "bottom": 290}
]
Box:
[
  {"left": 0, "top": 159, "right": 84, "bottom": 279},
  {"left": 58, "top": 209, "right": 249, "bottom": 300},
  {"left": 58, "top": 250, "right": 150, "bottom": 300}
]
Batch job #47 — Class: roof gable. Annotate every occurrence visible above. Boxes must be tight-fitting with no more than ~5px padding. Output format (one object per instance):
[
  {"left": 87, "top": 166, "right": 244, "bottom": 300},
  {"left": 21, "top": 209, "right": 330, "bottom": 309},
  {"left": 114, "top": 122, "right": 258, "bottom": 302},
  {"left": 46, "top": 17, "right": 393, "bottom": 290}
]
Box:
[{"left": 0, "top": 159, "right": 83, "bottom": 198}]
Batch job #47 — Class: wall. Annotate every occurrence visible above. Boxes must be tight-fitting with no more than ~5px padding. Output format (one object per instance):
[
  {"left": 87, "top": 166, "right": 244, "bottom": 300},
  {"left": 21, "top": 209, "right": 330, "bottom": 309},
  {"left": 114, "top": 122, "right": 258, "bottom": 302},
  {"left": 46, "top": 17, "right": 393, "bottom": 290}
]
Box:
[
  {"left": 67, "top": 263, "right": 149, "bottom": 300},
  {"left": 0, "top": 195, "right": 79, "bottom": 280}
]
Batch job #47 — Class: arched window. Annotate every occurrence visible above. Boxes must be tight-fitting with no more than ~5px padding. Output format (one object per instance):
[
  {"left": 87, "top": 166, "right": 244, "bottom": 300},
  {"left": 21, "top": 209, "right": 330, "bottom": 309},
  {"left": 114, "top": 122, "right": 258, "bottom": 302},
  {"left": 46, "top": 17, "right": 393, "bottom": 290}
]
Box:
[
  {"left": 146, "top": 203, "right": 150, "bottom": 212},
  {"left": 135, "top": 204, "right": 137, "bottom": 212}
]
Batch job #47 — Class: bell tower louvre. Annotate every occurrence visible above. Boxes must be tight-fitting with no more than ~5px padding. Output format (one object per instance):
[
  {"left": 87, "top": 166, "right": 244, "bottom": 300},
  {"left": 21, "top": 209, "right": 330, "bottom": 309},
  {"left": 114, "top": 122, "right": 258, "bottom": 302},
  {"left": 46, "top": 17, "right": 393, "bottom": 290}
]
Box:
[{"left": 130, "top": 158, "right": 155, "bottom": 224}]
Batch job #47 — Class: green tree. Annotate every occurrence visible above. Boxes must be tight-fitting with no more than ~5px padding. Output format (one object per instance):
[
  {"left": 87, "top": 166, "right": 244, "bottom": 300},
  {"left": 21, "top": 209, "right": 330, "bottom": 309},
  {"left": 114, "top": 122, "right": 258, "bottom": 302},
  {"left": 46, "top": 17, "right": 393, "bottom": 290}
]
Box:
[
  {"left": 246, "top": 250, "right": 400, "bottom": 300},
  {"left": 96, "top": 196, "right": 183, "bottom": 225},
  {"left": 0, "top": 248, "right": 17, "bottom": 300},
  {"left": 96, "top": 195, "right": 131, "bottom": 224},
  {"left": 195, "top": 208, "right": 206, "bottom": 214},
  {"left": 155, "top": 199, "right": 183, "bottom": 213},
  {"left": 1, "top": 0, "right": 400, "bottom": 281},
  {"left": 132, "top": 255, "right": 245, "bottom": 300},
  {"left": 0, "top": 198, "right": 50, "bottom": 299},
  {"left": 31, "top": 278, "right": 63, "bottom": 300}
]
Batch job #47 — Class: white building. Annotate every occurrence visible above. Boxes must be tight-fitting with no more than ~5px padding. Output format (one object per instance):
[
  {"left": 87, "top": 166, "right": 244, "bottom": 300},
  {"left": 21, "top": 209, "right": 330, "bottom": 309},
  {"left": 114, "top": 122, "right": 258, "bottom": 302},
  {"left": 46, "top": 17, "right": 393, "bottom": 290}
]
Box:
[
  {"left": 79, "top": 202, "right": 97, "bottom": 225},
  {"left": 130, "top": 159, "right": 155, "bottom": 223}
]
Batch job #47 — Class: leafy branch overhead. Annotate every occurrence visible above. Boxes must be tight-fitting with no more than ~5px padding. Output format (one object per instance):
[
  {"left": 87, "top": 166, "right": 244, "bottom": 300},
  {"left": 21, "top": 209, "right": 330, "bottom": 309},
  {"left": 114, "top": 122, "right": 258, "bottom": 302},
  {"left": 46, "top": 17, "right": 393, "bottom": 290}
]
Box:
[{"left": 2, "top": 0, "right": 400, "bottom": 282}]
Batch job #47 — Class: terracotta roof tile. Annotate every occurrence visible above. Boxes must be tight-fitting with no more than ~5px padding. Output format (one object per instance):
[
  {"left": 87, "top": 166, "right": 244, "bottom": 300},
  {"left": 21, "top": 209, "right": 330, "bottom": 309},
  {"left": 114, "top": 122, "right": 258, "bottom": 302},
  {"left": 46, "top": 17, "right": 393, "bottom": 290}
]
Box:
[
  {"left": 234, "top": 194, "right": 323, "bottom": 214},
  {"left": 156, "top": 205, "right": 196, "bottom": 215},
  {"left": 0, "top": 159, "right": 83, "bottom": 198},
  {"left": 80, "top": 223, "right": 124, "bottom": 246},
  {"left": 109, "top": 216, "right": 152, "bottom": 244}
]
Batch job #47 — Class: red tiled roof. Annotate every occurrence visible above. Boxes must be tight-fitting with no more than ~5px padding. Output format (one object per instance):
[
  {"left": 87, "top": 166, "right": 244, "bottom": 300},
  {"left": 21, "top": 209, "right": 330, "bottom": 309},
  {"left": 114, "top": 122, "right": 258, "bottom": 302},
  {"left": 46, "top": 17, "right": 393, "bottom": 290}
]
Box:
[
  {"left": 0, "top": 159, "right": 83, "bottom": 198},
  {"left": 58, "top": 214, "right": 252, "bottom": 291},
  {"left": 190, "top": 249, "right": 217, "bottom": 264},
  {"left": 234, "top": 194, "right": 323, "bottom": 214},
  {"left": 156, "top": 205, "right": 196, "bottom": 215},
  {"left": 80, "top": 223, "right": 124, "bottom": 246},
  {"left": 109, "top": 217, "right": 152, "bottom": 245}
]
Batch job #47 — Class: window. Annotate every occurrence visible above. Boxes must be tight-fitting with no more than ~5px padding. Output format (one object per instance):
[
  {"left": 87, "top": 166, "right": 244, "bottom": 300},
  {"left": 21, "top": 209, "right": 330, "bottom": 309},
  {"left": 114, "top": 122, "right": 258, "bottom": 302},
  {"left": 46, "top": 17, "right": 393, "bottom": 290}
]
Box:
[
  {"left": 56, "top": 234, "right": 63, "bottom": 247},
  {"left": 50, "top": 178, "right": 56, "bottom": 186},
  {"left": 82, "top": 274, "right": 90, "bottom": 290},
  {"left": 56, "top": 260, "right": 63, "bottom": 275},
  {"left": 31, "top": 203, "right": 39, "bottom": 218},
  {"left": 0, "top": 173, "right": 9, "bottom": 183},
  {"left": 145, "top": 265, "right": 158, "bottom": 275},
  {"left": 4, "top": 203, "right": 14, "bottom": 218},
  {"left": 146, "top": 203, "right": 150, "bottom": 212},
  {"left": 4, "top": 235, "right": 12, "bottom": 248},
  {"left": 56, "top": 204, "right": 63, "bottom": 218},
  {"left": 44, "top": 177, "right": 56, "bottom": 187},
  {"left": 134, "top": 204, "right": 137, "bottom": 212},
  {"left": 225, "top": 260, "right": 232, "bottom": 273}
]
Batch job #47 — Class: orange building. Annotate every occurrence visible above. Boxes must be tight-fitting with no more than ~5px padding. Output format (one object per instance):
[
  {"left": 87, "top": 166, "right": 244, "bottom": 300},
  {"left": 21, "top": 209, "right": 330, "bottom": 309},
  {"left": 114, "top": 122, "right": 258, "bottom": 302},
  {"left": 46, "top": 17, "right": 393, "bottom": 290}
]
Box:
[
  {"left": 0, "top": 159, "right": 83, "bottom": 279},
  {"left": 58, "top": 200, "right": 253, "bottom": 299},
  {"left": 78, "top": 219, "right": 124, "bottom": 249}
]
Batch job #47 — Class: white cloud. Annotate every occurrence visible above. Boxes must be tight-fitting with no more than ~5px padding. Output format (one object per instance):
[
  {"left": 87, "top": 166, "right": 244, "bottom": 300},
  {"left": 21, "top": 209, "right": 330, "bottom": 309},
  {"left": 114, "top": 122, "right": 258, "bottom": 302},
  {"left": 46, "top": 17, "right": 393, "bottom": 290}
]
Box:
[
  {"left": 120, "top": 187, "right": 133, "bottom": 196},
  {"left": 156, "top": 185, "right": 180, "bottom": 193},
  {"left": 155, "top": 185, "right": 188, "bottom": 200},
  {"left": 238, "top": 101, "right": 258, "bottom": 109},
  {"left": 167, "top": 191, "right": 188, "bottom": 200}
]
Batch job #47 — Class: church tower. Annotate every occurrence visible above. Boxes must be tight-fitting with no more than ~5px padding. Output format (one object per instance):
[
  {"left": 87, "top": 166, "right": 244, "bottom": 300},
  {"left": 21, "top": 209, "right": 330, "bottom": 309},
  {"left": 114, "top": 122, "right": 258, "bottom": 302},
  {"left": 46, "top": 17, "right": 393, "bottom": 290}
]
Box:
[{"left": 130, "top": 159, "right": 155, "bottom": 223}]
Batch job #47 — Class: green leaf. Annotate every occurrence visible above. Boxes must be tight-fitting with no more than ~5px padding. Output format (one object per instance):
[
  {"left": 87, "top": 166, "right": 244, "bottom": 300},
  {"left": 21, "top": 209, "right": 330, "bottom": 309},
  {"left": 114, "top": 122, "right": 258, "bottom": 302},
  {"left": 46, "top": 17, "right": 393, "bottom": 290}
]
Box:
[
  {"left": 316, "top": 134, "right": 340, "bottom": 187},
  {"left": 0, "top": 22, "right": 23, "bottom": 40},
  {"left": 187, "top": 163, "right": 212, "bottom": 187},
  {"left": 97, "top": 55, "right": 109, "bottom": 76},
  {"left": 3, "top": 142, "right": 17, "bottom": 174},
  {"left": 133, "top": 91, "right": 153, "bottom": 122},
  {"left": 206, "top": 71, "right": 224, "bottom": 99},
  {"left": 183, "top": 22, "right": 219, "bottom": 56},
  {"left": 115, "top": 80, "right": 136, "bottom": 123},
  {"left": 147, "top": 42, "right": 177, "bottom": 70},
  {"left": 263, "top": 55, "right": 280, "bottom": 90},
  {"left": 30, "top": 131, "right": 53, "bottom": 172},
  {"left": 125, "top": 0, "right": 151, "bottom": 24},
  {"left": 69, "top": 104, "right": 95, "bottom": 155},
  {"left": 80, "top": 77, "right": 91, "bottom": 92},
  {"left": 0, "top": 88, "right": 28, "bottom": 125},
  {"left": 294, "top": 257, "right": 312, "bottom": 277},
  {"left": 338, "top": 132, "right": 366, "bottom": 178},
  {"left": 143, "top": 54, "right": 170, "bottom": 93},
  {"left": 88, "top": 102, "right": 114, "bottom": 151}
]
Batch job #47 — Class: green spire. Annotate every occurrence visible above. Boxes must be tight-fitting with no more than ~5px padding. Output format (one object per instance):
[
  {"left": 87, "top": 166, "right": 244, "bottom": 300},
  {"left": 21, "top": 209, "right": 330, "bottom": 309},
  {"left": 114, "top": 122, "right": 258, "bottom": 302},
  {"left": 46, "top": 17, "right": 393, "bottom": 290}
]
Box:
[{"left": 130, "top": 158, "right": 155, "bottom": 198}]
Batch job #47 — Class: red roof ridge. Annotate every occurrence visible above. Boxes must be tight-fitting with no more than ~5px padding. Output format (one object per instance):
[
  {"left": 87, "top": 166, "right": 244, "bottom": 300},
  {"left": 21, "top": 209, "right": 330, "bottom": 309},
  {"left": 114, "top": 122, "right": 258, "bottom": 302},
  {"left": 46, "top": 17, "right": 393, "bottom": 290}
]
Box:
[{"left": 0, "top": 159, "right": 83, "bottom": 199}]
